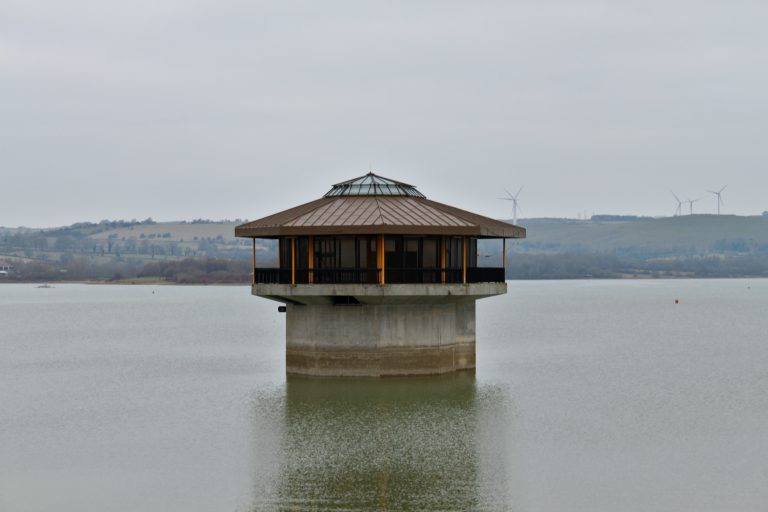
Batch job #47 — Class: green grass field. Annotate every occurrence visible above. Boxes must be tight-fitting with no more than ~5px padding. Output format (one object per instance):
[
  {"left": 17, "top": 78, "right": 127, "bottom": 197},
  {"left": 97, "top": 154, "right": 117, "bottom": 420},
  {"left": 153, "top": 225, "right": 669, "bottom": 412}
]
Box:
[{"left": 87, "top": 221, "right": 239, "bottom": 242}]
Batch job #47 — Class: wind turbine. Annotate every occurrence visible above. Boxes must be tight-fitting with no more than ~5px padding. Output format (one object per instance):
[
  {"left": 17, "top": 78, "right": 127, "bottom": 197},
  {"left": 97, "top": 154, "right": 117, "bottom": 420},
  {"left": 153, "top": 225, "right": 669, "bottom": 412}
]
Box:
[
  {"left": 499, "top": 186, "right": 524, "bottom": 225},
  {"left": 671, "top": 191, "right": 683, "bottom": 216},
  {"left": 686, "top": 198, "right": 701, "bottom": 216},
  {"left": 707, "top": 185, "right": 727, "bottom": 215}
]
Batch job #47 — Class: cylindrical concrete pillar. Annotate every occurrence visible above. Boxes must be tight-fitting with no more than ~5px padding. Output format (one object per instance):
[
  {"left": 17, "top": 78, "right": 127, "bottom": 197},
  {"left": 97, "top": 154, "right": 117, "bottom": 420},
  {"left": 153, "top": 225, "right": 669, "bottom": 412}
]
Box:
[{"left": 285, "top": 300, "right": 477, "bottom": 377}]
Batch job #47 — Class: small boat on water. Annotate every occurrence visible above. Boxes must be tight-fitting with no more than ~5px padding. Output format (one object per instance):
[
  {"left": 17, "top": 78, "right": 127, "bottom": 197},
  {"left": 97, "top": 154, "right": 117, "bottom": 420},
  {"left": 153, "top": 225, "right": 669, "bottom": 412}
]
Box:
[{"left": 36, "top": 284, "right": 54, "bottom": 289}]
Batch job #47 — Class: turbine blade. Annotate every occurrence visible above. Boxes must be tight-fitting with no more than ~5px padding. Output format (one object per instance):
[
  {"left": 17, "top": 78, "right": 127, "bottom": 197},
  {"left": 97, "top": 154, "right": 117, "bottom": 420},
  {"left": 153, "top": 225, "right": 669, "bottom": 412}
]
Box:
[
  {"left": 515, "top": 185, "right": 524, "bottom": 198},
  {"left": 720, "top": 184, "right": 728, "bottom": 193}
]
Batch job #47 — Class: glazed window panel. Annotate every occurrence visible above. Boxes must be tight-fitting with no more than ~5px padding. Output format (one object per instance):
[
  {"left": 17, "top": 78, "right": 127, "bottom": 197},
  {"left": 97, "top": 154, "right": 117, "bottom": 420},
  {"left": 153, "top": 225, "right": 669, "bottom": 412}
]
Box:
[
  {"left": 359, "top": 237, "right": 377, "bottom": 269},
  {"left": 423, "top": 238, "right": 438, "bottom": 268},
  {"left": 404, "top": 238, "right": 419, "bottom": 268},
  {"left": 468, "top": 238, "right": 477, "bottom": 268},
  {"left": 314, "top": 237, "right": 336, "bottom": 269},
  {"left": 297, "top": 237, "right": 309, "bottom": 270},
  {"left": 445, "top": 237, "right": 462, "bottom": 269},
  {"left": 339, "top": 238, "right": 356, "bottom": 268},
  {"left": 279, "top": 239, "right": 292, "bottom": 269},
  {"left": 385, "top": 236, "right": 402, "bottom": 269}
]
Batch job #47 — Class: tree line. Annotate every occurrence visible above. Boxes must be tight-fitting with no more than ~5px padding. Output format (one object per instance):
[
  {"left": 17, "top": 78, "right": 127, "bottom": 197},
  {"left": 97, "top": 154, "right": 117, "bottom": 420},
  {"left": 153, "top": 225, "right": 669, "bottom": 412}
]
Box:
[
  {"left": 1, "top": 257, "right": 251, "bottom": 283},
  {"left": 4, "top": 252, "right": 768, "bottom": 283}
]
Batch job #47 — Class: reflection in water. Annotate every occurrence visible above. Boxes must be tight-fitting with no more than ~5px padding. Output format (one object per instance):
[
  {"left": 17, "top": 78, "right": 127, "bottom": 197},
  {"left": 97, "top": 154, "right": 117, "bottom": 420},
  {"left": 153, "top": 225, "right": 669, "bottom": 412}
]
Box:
[{"left": 249, "top": 374, "right": 515, "bottom": 511}]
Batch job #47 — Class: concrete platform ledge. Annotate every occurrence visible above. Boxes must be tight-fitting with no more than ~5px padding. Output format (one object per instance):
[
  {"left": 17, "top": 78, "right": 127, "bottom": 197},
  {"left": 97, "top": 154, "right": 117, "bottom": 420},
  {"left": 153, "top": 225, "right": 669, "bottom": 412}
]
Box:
[{"left": 254, "top": 282, "right": 506, "bottom": 305}]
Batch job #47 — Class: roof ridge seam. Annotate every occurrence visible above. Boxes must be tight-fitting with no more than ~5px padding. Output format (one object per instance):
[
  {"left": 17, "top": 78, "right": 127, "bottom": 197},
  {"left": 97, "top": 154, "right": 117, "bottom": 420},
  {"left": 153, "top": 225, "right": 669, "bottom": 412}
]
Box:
[{"left": 373, "top": 196, "right": 387, "bottom": 225}]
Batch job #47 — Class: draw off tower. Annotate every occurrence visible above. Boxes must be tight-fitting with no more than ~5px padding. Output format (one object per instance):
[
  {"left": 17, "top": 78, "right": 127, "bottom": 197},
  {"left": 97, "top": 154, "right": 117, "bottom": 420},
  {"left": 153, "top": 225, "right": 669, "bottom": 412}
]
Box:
[{"left": 235, "top": 173, "right": 525, "bottom": 377}]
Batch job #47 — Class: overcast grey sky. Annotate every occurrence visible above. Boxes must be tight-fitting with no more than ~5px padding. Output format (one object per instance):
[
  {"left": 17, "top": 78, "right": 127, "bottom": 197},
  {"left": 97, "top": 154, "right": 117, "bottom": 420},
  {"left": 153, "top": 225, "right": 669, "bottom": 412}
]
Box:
[{"left": 2, "top": 0, "right": 767, "bottom": 227}]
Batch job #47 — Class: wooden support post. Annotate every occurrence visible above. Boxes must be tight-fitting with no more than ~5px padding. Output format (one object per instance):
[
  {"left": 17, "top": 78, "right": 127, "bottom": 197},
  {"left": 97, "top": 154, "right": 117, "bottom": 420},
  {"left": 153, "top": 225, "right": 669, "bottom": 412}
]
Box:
[
  {"left": 308, "top": 236, "right": 314, "bottom": 284},
  {"left": 291, "top": 238, "right": 296, "bottom": 286},
  {"left": 377, "top": 234, "right": 385, "bottom": 284},
  {"left": 441, "top": 237, "right": 446, "bottom": 284},
  {"left": 251, "top": 237, "right": 256, "bottom": 285},
  {"left": 462, "top": 237, "right": 467, "bottom": 284},
  {"left": 502, "top": 238, "right": 507, "bottom": 281}
]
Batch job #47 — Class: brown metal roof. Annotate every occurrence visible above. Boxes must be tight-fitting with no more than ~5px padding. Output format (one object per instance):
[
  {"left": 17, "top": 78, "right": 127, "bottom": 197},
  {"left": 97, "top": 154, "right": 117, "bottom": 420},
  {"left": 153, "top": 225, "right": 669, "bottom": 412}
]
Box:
[{"left": 235, "top": 195, "right": 525, "bottom": 239}]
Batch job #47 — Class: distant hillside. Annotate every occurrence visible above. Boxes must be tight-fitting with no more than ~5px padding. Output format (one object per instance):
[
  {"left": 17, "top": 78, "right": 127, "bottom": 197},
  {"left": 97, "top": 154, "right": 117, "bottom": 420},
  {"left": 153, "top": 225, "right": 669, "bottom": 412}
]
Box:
[
  {"left": 0, "top": 219, "right": 277, "bottom": 268},
  {"left": 513, "top": 215, "right": 768, "bottom": 258},
  {"left": 88, "top": 221, "right": 239, "bottom": 242},
  {"left": 4, "top": 215, "right": 768, "bottom": 281}
]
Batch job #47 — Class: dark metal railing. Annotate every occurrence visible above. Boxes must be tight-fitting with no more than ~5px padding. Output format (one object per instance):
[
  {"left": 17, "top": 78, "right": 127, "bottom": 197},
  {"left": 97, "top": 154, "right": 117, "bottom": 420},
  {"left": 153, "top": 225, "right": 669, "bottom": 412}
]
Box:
[
  {"left": 255, "top": 268, "right": 292, "bottom": 284},
  {"left": 443, "top": 268, "right": 463, "bottom": 284},
  {"left": 253, "top": 267, "right": 505, "bottom": 285},
  {"left": 311, "top": 268, "right": 380, "bottom": 284},
  {"left": 253, "top": 268, "right": 379, "bottom": 284},
  {"left": 385, "top": 267, "right": 440, "bottom": 284},
  {"left": 384, "top": 268, "right": 460, "bottom": 284},
  {"left": 467, "top": 267, "right": 506, "bottom": 283}
]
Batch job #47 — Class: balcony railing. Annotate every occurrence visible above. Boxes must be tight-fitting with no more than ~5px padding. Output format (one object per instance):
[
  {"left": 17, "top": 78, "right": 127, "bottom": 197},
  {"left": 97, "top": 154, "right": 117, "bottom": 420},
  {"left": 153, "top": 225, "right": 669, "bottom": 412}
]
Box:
[
  {"left": 309, "top": 268, "right": 380, "bottom": 284},
  {"left": 253, "top": 267, "right": 505, "bottom": 285},
  {"left": 255, "top": 268, "right": 292, "bottom": 284},
  {"left": 386, "top": 268, "right": 457, "bottom": 284},
  {"left": 466, "top": 267, "right": 506, "bottom": 283}
]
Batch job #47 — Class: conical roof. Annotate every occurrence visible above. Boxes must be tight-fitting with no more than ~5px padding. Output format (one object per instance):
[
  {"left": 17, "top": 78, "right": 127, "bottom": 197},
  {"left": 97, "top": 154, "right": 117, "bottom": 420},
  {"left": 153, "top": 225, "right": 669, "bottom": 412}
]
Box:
[
  {"left": 324, "top": 173, "right": 425, "bottom": 198},
  {"left": 236, "top": 172, "right": 525, "bottom": 239}
]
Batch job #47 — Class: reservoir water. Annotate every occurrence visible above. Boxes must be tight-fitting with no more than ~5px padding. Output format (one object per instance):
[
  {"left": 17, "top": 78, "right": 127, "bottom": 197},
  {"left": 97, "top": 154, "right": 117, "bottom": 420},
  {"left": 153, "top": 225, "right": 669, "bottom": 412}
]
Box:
[{"left": 1, "top": 280, "right": 767, "bottom": 511}]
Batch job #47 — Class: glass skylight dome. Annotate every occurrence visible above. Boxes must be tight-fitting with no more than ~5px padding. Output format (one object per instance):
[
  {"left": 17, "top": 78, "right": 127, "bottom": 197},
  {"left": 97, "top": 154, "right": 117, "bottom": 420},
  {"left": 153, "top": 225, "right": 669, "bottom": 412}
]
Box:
[{"left": 324, "top": 172, "right": 426, "bottom": 198}]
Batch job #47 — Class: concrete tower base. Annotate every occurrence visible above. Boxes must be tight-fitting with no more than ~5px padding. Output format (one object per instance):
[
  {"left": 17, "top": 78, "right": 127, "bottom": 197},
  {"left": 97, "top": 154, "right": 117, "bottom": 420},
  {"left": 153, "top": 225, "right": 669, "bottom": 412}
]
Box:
[
  {"left": 254, "top": 283, "right": 505, "bottom": 377},
  {"left": 285, "top": 301, "right": 476, "bottom": 376}
]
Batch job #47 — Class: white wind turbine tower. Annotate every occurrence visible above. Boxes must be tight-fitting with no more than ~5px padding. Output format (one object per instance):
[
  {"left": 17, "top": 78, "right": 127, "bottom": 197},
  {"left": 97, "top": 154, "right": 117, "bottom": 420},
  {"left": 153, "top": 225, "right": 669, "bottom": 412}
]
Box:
[
  {"left": 671, "top": 191, "right": 683, "bottom": 216},
  {"left": 686, "top": 198, "right": 701, "bottom": 216},
  {"left": 499, "top": 186, "right": 524, "bottom": 225},
  {"left": 707, "top": 185, "right": 727, "bottom": 215}
]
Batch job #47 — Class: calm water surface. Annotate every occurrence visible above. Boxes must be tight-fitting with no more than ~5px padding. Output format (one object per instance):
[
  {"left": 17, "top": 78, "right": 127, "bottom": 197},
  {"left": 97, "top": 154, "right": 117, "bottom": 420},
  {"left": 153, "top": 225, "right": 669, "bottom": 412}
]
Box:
[{"left": 1, "top": 280, "right": 767, "bottom": 511}]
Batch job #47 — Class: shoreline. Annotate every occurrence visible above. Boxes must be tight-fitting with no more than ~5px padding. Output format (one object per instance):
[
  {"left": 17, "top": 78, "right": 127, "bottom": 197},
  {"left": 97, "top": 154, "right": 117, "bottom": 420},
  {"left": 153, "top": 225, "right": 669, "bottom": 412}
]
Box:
[
  {"left": 2, "top": 275, "right": 767, "bottom": 286},
  {"left": 0, "top": 279, "right": 243, "bottom": 286}
]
